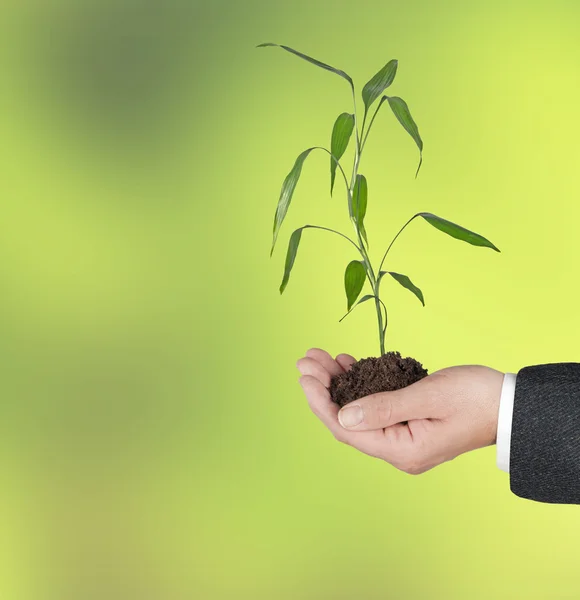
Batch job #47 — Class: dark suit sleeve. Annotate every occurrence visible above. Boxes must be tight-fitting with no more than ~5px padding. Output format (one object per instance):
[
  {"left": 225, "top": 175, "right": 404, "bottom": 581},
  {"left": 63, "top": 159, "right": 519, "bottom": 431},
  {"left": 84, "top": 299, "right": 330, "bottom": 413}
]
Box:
[{"left": 510, "top": 363, "right": 580, "bottom": 504}]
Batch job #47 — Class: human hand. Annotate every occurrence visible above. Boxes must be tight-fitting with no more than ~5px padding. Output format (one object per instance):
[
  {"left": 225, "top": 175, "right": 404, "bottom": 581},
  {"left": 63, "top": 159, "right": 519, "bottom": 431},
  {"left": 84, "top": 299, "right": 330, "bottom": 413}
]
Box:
[{"left": 297, "top": 348, "right": 504, "bottom": 474}]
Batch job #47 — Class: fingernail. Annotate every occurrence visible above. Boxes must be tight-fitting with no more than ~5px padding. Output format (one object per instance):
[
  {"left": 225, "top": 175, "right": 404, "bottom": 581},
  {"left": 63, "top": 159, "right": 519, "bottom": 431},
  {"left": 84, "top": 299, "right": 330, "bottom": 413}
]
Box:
[{"left": 338, "top": 405, "right": 363, "bottom": 428}]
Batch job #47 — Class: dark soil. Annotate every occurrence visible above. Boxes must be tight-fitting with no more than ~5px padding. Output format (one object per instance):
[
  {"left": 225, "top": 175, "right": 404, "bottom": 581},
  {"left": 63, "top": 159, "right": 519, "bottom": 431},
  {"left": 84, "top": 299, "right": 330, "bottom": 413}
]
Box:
[{"left": 329, "top": 351, "right": 428, "bottom": 408}]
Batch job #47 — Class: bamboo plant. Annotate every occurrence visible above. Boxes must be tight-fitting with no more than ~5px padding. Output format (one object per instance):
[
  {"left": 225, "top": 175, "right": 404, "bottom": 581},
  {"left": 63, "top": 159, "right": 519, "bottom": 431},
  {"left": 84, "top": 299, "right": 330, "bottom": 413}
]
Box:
[{"left": 259, "top": 43, "right": 499, "bottom": 355}]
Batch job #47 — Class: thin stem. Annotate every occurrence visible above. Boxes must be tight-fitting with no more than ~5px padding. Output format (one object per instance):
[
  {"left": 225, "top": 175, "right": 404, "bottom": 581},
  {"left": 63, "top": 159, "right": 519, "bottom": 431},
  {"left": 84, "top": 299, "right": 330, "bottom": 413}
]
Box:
[
  {"left": 351, "top": 87, "right": 361, "bottom": 153},
  {"left": 314, "top": 147, "right": 350, "bottom": 192},
  {"left": 378, "top": 297, "right": 388, "bottom": 336},
  {"left": 349, "top": 86, "right": 386, "bottom": 354},
  {"left": 378, "top": 214, "right": 419, "bottom": 272},
  {"left": 361, "top": 99, "right": 385, "bottom": 152},
  {"left": 351, "top": 176, "right": 374, "bottom": 282},
  {"left": 348, "top": 91, "right": 373, "bottom": 277},
  {"left": 374, "top": 295, "right": 385, "bottom": 354},
  {"left": 302, "top": 225, "right": 364, "bottom": 257},
  {"left": 360, "top": 109, "right": 368, "bottom": 144},
  {"left": 348, "top": 87, "right": 363, "bottom": 192}
]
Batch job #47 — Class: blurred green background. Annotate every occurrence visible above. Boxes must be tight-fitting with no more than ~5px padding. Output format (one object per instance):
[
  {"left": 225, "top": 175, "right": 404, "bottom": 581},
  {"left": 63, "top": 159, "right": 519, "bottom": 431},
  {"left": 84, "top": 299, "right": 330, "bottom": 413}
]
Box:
[{"left": 1, "top": 0, "right": 580, "bottom": 598}]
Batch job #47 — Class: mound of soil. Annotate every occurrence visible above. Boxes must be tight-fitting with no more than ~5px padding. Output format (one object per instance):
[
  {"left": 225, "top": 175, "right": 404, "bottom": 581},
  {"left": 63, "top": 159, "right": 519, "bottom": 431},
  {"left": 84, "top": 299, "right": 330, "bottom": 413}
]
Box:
[{"left": 329, "top": 351, "right": 428, "bottom": 408}]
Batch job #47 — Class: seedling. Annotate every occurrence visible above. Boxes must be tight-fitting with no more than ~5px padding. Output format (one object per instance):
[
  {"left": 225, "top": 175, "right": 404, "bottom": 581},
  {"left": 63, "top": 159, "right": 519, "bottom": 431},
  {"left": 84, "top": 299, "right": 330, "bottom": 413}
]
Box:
[{"left": 258, "top": 44, "right": 499, "bottom": 404}]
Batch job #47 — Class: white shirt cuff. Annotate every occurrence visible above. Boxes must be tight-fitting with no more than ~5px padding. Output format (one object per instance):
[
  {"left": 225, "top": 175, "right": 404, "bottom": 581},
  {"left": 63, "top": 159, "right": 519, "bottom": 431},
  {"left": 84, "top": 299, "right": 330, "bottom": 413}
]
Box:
[{"left": 496, "top": 372, "right": 517, "bottom": 473}]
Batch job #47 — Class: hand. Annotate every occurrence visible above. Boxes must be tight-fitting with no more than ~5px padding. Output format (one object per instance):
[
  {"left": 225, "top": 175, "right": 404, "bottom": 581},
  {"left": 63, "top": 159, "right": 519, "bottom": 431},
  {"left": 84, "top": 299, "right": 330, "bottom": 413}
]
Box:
[{"left": 297, "top": 348, "right": 504, "bottom": 474}]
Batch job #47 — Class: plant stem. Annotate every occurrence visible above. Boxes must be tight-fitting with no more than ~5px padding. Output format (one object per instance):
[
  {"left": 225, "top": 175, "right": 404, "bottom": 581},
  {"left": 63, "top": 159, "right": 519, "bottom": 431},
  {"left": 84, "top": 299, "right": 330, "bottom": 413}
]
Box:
[
  {"left": 374, "top": 294, "right": 386, "bottom": 354},
  {"left": 348, "top": 92, "right": 370, "bottom": 265},
  {"left": 301, "top": 225, "right": 364, "bottom": 257},
  {"left": 348, "top": 89, "right": 385, "bottom": 355},
  {"left": 317, "top": 147, "right": 351, "bottom": 192},
  {"left": 360, "top": 99, "right": 384, "bottom": 152},
  {"left": 378, "top": 214, "right": 419, "bottom": 272},
  {"left": 360, "top": 109, "right": 368, "bottom": 144}
]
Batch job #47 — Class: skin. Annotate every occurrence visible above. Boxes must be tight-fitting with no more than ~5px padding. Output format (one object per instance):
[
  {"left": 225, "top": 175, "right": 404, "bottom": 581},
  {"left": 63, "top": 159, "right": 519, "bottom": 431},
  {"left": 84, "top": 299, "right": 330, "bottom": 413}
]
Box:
[{"left": 297, "top": 348, "right": 504, "bottom": 475}]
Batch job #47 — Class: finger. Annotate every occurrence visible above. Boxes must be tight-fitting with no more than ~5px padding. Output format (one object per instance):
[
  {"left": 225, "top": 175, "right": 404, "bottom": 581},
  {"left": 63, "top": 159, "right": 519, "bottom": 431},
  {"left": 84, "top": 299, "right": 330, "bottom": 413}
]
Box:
[
  {"left": 382, "top": 422, "right": 415, "bottom": 453},
  {"left": 305, "top": 348, "right": 343, "bottom": 377},
  {"left": 296, "top": 357, "right": 331, "bottom": 387},
  {"left": 336, "top": 353, "right": 356, "bottom": 372},
  {"left": 299, "top": 375, "right": 387, "bottom": 454},
  {"left": 338, "top": 376, "right": 441, "bottom": 431},
  {"left": 299, "top": 375, "right": 354, "bottom": 442},
  {"left": 374, "top": 419, "right": 441, "bottom": 475}
]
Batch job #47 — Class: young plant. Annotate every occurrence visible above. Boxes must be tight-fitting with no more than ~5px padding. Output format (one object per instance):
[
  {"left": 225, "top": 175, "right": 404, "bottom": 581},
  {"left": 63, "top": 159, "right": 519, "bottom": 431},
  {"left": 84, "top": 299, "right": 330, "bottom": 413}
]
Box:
[{"left": 259, "top": 43, "right": 499, "bottom": 357}]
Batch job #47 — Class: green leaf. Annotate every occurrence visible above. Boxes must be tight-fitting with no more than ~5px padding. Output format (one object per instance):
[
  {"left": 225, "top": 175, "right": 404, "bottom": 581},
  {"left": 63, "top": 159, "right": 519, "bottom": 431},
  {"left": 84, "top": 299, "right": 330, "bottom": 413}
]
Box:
[
  {"left": 418, "top": 213, "right": 500, "bottom": 252},
  {"left": 381, "top": 271, "right": 425, "bottom": 306},
  {"left": 271, "top": 148, "right": 315, "bottom": 254},
  {"left": 330, "top": 113, "right": 355, "bottom": 196},
  {"left": 339, "top": 294, "right": 375, "bottom": 322},
  {"left": 352, "top": 174, "right": 368, "bottom": 246},
  {"left": 279, "top": 228, "right": 304, "bottom": 294},
  {"left": 362, "top": 59, "right": 398, "bottom": 112},
  {"left": 386, "top": 96, "right": 423, "bottom": 177},
  {"left": 344, "top": 260, "right": 367, "bottom": 310},
  {"left": 257, "top": 43, "right": 353, "bottom": 88}
]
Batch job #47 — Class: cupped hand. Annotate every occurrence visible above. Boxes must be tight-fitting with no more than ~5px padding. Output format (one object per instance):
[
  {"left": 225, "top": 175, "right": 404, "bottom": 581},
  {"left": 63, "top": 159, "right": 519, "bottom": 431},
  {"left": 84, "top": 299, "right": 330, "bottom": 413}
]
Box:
[{"left": 297, "top": 348, "right": 504, "bottom": 474}]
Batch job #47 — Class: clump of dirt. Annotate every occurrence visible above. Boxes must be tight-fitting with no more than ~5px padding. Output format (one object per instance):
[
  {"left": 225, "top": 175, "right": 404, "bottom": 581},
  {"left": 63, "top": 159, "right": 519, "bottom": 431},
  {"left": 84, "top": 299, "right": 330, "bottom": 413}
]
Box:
[{"left": 329, "top": 351, "right": 428, "bottom": 408}]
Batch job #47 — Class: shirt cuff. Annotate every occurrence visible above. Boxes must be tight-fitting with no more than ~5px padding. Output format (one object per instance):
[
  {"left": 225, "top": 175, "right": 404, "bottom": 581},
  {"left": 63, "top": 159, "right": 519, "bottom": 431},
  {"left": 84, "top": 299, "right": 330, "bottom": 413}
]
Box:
[{"left": 496, "top": 372, "right": 517, "bottom": 473}]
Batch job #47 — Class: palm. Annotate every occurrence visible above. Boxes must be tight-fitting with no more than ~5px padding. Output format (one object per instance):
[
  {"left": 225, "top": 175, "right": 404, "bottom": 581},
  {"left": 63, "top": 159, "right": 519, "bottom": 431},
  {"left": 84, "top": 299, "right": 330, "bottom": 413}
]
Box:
[
  {"left": 297, "top": 348, "right": 425, "bottom": 461},
  {"left": 298, "top": 353, "right": 502, "bottom": 474}
]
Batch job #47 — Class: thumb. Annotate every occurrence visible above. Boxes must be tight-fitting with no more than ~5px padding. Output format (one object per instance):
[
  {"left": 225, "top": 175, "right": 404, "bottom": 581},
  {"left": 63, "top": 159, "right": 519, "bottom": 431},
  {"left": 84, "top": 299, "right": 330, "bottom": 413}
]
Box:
[{"left": 338, "top": 376, "right": 436, "bottom": 431}]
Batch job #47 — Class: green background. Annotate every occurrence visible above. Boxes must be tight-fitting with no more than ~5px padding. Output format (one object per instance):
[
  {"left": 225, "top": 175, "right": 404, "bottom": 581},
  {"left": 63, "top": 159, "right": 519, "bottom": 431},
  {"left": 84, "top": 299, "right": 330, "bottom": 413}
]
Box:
[{"left": 1, "top": 0, "right": 579, "bottom": 598}]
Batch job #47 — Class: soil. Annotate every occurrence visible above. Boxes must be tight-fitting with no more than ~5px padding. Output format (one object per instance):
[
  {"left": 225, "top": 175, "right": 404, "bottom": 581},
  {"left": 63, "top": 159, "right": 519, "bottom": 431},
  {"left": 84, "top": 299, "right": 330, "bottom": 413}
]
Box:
[{"left": 329, "top": 351, "right": 428, "bottom": 408}]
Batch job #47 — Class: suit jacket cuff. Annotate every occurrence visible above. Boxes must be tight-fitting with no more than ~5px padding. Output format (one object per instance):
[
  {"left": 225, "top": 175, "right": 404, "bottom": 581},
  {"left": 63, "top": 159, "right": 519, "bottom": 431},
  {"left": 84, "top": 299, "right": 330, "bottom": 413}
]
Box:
[{"left": 510, "top": 363, "right": 580, "bottom": 503}]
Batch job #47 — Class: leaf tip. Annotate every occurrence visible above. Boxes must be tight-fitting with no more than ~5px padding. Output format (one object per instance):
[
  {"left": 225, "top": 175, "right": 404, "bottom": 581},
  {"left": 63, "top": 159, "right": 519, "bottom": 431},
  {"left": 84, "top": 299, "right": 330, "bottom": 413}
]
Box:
[
  {"left": 483, "top": 236, "right": 501, "bottom": 253},
  {"left": 414, "top": 153, "right": 423, "bottom": 179},
  {"left": 271, "top": 228, "right": 279, "bottom": 256}
]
